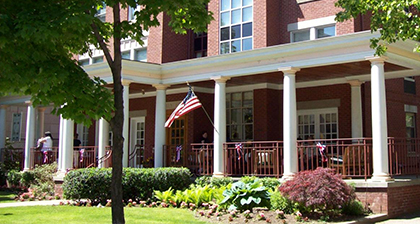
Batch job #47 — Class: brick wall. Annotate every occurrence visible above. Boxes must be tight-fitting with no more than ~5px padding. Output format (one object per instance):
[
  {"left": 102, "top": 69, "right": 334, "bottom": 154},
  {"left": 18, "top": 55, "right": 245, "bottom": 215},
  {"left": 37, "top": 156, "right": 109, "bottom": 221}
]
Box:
[
  {"left": 129, "top": 96, "right": 156, "bottom": 159},
  {"left": 355, "top": 187, "right": 388, "bottom": 214},
  {"left": 297, "top": 84, "right": 352, "bottom": 138},
  {"left": 207, "top": 0, "right": 219, "bottom": 56},
  {"left": 388, "top": 184, "right": 420, "bottom": 218},
  {"left": 363, "top": 77, "right": 420, "bottom": 138},
  {"left": 254, "top": 89, "right": 281, "bottom": 141},
  {"left": 355, "top": 183, "right": 420, "bottom": 218}
]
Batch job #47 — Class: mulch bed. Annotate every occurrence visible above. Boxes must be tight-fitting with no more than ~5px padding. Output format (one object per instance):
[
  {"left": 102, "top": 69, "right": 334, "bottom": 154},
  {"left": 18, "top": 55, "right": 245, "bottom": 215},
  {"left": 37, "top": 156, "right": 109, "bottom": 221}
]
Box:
[{"left": 193, "top": 208, "right": 363, "bottom": 224}]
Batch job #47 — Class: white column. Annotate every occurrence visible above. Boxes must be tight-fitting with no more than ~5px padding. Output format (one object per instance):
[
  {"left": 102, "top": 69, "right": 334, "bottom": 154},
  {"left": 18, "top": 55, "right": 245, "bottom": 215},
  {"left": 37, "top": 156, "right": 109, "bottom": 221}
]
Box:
[
  {"left": 37, "top": 107, "right": 46, "bottom": 142},
  {"left": 349, "top": 80, "right": 363, "bottom": 139},
  {"left": 122, "top": 80, "right": 132, "bottom": 168},
  {"left": 58, "top": 115, "right": 64, "bottom": 170},
  {"left": 280, "top": 67, "right": 300, "bottom": 181},
  {"left": 24, "top": 102, "right": 36, "bottom": 171},
  {"left": 61, "top": 118, "right": 74, "bottom": 171},
  {"left": 153, "top": 84, "right": 169, "bottom": 168},
  {"left": 212, "top": 76, "right": 230, "bottom": 177},
  {"left": 0, "top": 105, "right": 7, "bottom": 149},
  {"left": 98, "top": 118, "right": 109, "bottom": 168},
  {"left": 366, "top": 56, "right": 392, "bottom": 182}
]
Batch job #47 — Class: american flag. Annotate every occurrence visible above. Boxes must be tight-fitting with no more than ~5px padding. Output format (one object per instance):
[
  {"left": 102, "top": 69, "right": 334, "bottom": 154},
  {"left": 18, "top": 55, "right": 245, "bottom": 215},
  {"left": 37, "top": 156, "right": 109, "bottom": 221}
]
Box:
[
  {"left": 235, "top": 143, "right": 243, "bottom": 160},
  {"left": 316, "top": 142, "right": 328, "bottom": 162},
  {"left": 165, "top": 86, "right": 202, "bottom": 128}
]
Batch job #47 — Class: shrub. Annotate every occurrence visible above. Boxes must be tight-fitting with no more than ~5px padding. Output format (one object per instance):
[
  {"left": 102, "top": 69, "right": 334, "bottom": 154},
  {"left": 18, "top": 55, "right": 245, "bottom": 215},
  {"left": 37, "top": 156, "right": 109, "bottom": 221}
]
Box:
[
  {"left": 279, "top": 168, "right": 355, "bottom": 213},
  {"left": 259, "top": 177, "right": 281, "bottom": 190},
  {"left": 0, "top": 165, "right": 7, "bottom": 186},
  {"left": 220, "top": 179, "right": 271, "bottom": 211},
  {"left": 341, "top": 200, "right": 366, "bottom": 216},
  {"left": 63, "top": 167, "right": 192, "bottom": 205},
  {"left": 6, "top": 170, "right": 22, "bottom": 187},
  {"left": 29, "top": 163, "right": 57, "bottom": 197},
  {"left": 20, "top": 171, "right": 36, "bottom": 188},
  {"left": 195, "top": 176, "right": 232, "bottom": 188},
  {"left": 269, "top": 188, "right": 294, "bottom": 214}
]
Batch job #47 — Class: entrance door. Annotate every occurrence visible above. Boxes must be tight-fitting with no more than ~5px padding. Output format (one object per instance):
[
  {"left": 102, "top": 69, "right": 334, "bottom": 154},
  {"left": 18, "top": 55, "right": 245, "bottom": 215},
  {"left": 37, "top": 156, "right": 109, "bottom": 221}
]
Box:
[
  {"left": 166, "top": 115, "right": 187, "bottom": 167},
  {"left": 130, "top": 117, "right": 145, "bottom": 167}
]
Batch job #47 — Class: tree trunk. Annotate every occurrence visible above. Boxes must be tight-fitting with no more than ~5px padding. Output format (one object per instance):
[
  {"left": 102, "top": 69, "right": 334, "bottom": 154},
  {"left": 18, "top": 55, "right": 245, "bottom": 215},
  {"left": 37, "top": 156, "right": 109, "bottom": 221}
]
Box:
[{"left": 110, "top": 3, "right": 125, "bottom": 224}]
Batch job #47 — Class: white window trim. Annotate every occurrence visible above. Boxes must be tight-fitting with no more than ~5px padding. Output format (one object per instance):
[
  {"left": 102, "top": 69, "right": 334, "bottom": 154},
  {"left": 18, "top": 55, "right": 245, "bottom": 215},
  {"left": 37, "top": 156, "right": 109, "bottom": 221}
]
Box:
[
  {"left": 297, "top": 107, "right": 339, "bottom": 139},
  {"left": 11, "top": 113, "right": 22, "bottom": 142},
  {"left": 288, "top": 16, "right": 336, "bottom": 43},
  {"left": 219, "top": 1, "right": 253, "bottom": 54}
]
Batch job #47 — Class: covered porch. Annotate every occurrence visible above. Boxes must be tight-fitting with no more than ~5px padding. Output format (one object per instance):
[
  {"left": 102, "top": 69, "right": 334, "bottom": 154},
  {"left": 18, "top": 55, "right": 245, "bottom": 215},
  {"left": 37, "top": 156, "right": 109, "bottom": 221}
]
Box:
[{"left": 2, "top": 31, "right": 420, "bottom": 183}]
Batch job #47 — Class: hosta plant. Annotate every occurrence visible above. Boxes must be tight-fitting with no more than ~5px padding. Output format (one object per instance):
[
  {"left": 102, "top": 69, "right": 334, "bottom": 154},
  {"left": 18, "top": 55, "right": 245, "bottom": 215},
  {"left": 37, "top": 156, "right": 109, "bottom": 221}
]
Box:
[{"left": 219, "top": 179, "right": 271, "bottom": 211}]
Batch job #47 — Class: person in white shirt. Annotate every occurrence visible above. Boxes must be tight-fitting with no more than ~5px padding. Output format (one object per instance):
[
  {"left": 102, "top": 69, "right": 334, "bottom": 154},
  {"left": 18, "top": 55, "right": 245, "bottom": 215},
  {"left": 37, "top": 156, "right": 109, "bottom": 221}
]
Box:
[{"left": 37, "top": 131, "right": 53, "bottom": 152}]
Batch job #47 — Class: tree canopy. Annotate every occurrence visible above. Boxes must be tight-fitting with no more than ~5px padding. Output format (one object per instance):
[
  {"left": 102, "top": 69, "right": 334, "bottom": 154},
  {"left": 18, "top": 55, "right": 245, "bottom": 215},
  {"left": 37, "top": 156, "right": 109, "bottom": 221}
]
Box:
[
  {"left": 336, "top": 0, "right": 420, "bottom": 55},
  {"left": 1, "top": 0, "right": 213, "bottom": 223}
]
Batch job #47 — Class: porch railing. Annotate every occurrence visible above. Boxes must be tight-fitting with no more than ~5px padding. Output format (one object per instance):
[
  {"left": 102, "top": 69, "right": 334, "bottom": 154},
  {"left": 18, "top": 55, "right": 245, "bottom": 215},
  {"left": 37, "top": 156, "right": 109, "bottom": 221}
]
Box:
[
  {"left": 128, "top": 145, "right": 144, "bottom": 168},
  {"left": 224, "top": 141, "right": 283, "bottom": 178},
  {"left": 73, "top": 146, "right": 97, "bottom": 168},
  {"left": 388, "top": 137, "right": 420, "bottom": 176},
  {"left": 30, "top": 147, "right": 59, "bottom": 168},
  {"left": 297, "top": 138, "right": 373, "bottom": 180},
  {"left": 190, "top": 143, "right": 214, "bottom": 175}
]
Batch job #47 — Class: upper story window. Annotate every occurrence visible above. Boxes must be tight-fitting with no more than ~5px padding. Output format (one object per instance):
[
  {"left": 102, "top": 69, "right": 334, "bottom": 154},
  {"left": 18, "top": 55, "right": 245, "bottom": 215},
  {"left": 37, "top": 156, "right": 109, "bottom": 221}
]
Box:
[
  {"left": 220, "top": 0, "right": 253, "bottom": 54},
  {"left": 404, "top": 77, "right": 416, "bottom": 94},
  {"left": 288, "top": 16, "right": 336, "bottom": 43},
  {"left": 128, "top": 5, "right": 140, "bottom": 21},
  {"left": 194, "top": 32, "right": 208, "bottom": 58},
  {"left": 96, "top": 2, "right": 106, "bottom": 22}
]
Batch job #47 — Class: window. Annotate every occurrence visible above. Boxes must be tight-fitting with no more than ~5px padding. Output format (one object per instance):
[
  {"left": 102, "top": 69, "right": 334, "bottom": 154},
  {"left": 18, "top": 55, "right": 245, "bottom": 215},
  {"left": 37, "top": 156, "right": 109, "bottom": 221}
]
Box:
[
  {"left": 108, "top": 131, "right": 113, "bottom": 146},
  {"left": 298, "top": 108, "right": 338, "bottom": 141},
  {"left": 134, "top": 48, "right": 147, "bottom": 61},
  {"left": 11, "top": 113, "right": 22, "bottom": 142},
  {"left": 288, "top": 16, "right": 336, "bottom": 43},
  {"left": 220, "top": 0, "right": 253, "bottom": 54},
  {"left": 96, "top": 2, "right": 106, "bottom": 22},
  {"left": 317, "top": 25, "right": 335, "bottom": 38},
  {"left": 79, "top": 59, "right": 90, "bottom": 66},
  {"left": 122, "top": 51, "right": 131, "bottom": 60},
  {"left": 406, "top": 112, "right": 416, "bottom": 139},
  {"left": 92, "top": 56, "right": 104, "bottom": 64},
  {"left": 226, "top": 91, "right": 253, "bottom": 141},
  {"left": 194, "top": 32, "right": 208, "bottom": 58},
  {"left": 77, "top": 124, "right": 89, "bottom": 146},
  {"left": 404, "top": 77, "right": 416, "bottom": 94},
  {"left": 293, "top": 30, "right": 310, "bottom": 42},
  {"left": 128, "top": 5, "right": 140, "bottom": 21}
]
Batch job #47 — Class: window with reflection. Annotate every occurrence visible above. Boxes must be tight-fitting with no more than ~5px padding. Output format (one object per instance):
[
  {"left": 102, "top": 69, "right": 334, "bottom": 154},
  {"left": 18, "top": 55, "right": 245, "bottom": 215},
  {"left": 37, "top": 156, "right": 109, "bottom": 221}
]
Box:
[
  {"left": 220, "top": 0, "right": 253, "bottom": 54},
  {"left": 226, "top": 91, "right": 253, "bottom": 141}
]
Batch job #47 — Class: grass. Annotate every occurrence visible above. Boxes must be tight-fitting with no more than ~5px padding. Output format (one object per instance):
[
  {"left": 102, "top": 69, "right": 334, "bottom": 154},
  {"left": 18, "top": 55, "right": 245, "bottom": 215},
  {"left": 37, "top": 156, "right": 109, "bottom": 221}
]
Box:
[
  {"left": 0, "top": 206, "right": 208, "bottom": 224},
  {"left": 0, "top": 191, "right": 17, "bottom": 203}
]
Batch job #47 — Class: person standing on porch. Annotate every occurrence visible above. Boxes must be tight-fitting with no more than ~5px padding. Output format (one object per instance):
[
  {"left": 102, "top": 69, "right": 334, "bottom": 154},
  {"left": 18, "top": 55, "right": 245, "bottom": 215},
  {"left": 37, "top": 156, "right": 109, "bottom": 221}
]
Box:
[{"left": 37, "top": 131, "right": 53, "bottom": 152}]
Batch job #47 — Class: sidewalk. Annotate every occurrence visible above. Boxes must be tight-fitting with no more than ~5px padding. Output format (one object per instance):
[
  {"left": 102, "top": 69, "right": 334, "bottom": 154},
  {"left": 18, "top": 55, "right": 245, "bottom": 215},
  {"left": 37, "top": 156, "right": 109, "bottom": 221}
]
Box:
[
  {"left": 0, "top": 200, "right": 66, "bottom": 208},
  {"left": 375, "top": 211, "right": 420, "bottom": 224}
]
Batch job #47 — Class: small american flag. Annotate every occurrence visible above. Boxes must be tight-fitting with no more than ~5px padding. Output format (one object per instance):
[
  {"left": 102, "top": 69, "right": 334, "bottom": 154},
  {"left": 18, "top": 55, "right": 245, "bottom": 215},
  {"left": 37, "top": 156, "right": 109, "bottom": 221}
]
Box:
[
  {"left": 165, "top": 86, "right": 202, "bottom": 128},
  {"left": 176, "top": 145, "right": 182, "bottom": 162},
  {"left": 235, "top": 143, "right": 243, "bottom": 160},
  {"left": 80, "top": 149, "right": 85, "bottom": 162},
  {"left": 316, "top": 142, "right": 328, "bottom": 162}
]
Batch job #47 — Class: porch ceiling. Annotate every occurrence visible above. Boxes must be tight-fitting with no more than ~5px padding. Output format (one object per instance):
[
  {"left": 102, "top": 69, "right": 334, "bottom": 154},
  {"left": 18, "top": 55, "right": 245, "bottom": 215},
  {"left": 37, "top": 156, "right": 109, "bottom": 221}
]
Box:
[{"left": 120, "top": 61, "right": 408, "bottom": 95}]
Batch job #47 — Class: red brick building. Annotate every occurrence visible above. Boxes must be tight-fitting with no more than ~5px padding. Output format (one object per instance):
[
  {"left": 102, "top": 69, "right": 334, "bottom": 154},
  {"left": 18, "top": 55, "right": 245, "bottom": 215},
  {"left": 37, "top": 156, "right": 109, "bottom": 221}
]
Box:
[{"left": 1, "top": 0, "right": 420, "bottom": 217}]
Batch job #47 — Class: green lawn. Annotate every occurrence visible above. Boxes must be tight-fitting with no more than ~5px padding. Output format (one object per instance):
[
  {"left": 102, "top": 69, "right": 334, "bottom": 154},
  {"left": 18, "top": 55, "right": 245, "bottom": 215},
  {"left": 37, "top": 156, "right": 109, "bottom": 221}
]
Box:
[
  {"left": 0, "top": 206, "right": 208, "bottom": 224},
  {"left": 0, "top": 191, "right": 17, "bottom": 203}
]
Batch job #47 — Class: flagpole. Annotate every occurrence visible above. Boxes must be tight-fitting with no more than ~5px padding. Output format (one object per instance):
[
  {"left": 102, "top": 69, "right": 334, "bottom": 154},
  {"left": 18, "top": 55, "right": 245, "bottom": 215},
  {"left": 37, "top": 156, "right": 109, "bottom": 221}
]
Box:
[{"left": 187, "top": 82, "right": 220, "bottom": 135}]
